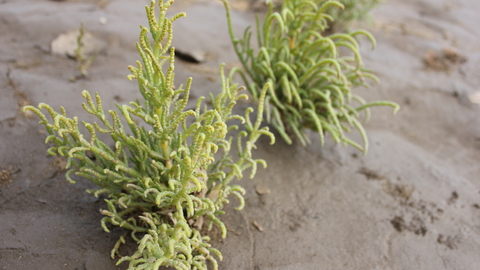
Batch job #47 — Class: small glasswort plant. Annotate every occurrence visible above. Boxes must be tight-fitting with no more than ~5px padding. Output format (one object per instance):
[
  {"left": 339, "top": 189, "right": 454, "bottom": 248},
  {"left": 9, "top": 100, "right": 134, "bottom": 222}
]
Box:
[
  {"left": 24, "top": 0, "right": 274, "bottom": 269},
  {"left": 322, "top": 0, "right": 382, "bottom": 30},
  {"left": 72, "top": 23, "right": 96, "bottom": 81},
  {"left": 222, "top": 0, "right": 398, "bottom": 154}
]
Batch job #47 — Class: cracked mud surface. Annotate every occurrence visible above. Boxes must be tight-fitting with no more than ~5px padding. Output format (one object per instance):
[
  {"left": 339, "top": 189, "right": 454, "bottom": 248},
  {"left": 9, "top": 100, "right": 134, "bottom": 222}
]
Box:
[{"left": 1, "top": 0, "right": 480, "bottom": 269}]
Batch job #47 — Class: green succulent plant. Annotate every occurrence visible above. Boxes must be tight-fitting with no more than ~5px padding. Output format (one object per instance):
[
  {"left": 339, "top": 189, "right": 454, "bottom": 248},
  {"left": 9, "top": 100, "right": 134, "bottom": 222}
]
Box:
[
  {"left": 24, "top": 0, "right": 274, "bottom": 269},
  {"left": 323, "top": 0, "right": 382, "bottom": 29},
  {"left": 223, "top": 0, "right": 398, "bottom": 153},
  {"left": 72, "top": 23, "right": 95, "bottom": 80}
]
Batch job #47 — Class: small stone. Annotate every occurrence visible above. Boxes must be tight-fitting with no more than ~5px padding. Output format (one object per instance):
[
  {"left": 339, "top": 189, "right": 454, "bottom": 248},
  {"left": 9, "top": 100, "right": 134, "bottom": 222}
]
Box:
[
  {"left": 253, "top": 220, "right": 263, "bottom": 232},
  {"left": 468, "top": 91, "right": 480, "bottom": 105},
  {"left": 255, "top": 185, "right": 271, "bottom": 195},
  {"left": 174, "top": 48, "right": 207, "bottom": 63},
  {"left": 51, "top": 28, "right": 106, "bottom": 58},
  {"left": 99, "top": 17, "right": 108, "bottom": 25}
]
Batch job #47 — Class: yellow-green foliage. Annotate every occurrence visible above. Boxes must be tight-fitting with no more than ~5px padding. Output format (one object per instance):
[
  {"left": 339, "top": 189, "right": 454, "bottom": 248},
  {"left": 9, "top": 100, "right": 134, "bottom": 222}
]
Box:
[
  {"left": 24, "top": 1, "right": 274, "bottom": 269},
  {"left": 322, "top": 0, "right": 382, "bottom": 28},
  {"left": 223, "top": 0, "right": 398, "bottom": 153}
]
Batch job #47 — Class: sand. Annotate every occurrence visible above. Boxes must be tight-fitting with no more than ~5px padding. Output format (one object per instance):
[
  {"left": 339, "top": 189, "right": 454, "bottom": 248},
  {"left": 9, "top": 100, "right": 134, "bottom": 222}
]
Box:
[{"left": 1, "top": 0, "right": 479, "bottom": 269}]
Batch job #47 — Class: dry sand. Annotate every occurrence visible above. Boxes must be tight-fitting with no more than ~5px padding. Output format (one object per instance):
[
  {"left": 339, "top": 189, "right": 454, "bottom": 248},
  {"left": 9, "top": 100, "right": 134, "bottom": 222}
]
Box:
[{"left": 1, "top": 0, "right": 479, "bottom": 269}]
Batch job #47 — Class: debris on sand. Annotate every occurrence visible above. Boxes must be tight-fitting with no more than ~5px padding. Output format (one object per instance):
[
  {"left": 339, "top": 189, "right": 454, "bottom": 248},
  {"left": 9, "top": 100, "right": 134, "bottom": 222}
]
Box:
[
  {"left": 253, "top": 220, "right": 264, "bottom": 232},
  {"left": 255, "top": 185, "right": 271, "bottom": 195},
  {"left": 423, "top": 48, "right": 466, "bottom": 72},
  {"left": 51, "top": 28, "right": 106, "bottom": 58}
]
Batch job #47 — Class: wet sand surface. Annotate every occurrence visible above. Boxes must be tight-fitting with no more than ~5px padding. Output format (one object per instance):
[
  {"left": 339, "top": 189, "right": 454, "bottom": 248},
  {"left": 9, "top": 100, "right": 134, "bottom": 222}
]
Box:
[{"left": 1, "top": 0, "right": 479, "bottom": 269}]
